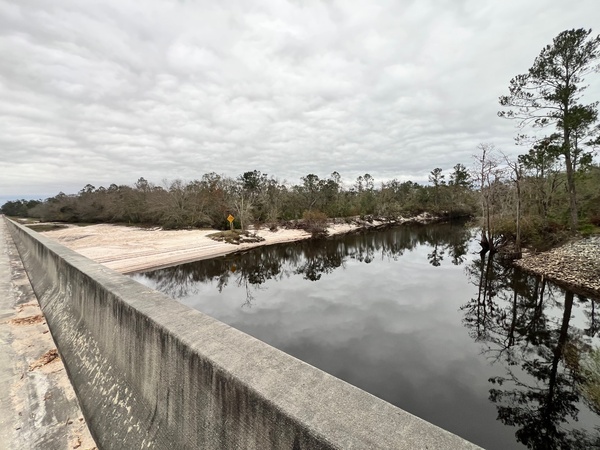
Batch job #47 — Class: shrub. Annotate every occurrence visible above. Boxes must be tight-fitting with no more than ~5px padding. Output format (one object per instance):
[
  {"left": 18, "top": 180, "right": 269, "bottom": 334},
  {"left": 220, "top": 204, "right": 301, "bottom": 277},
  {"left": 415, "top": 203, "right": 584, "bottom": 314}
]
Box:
[
  {"left": 301, "top": 210, "right": 329, "bottom": 238},
  {"left": 589, "top": 214, "right": 600, "bottom": 227},
  {"left": 493, "top": 215, "right": 571, "bottom": 251}
]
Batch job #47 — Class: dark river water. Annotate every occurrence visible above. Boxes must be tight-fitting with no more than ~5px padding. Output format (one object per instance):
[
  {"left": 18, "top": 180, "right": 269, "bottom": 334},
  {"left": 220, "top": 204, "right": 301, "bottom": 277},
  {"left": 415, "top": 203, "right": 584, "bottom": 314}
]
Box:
[{"left": 132, "top": 223, "right": 600, "bottom": 449}]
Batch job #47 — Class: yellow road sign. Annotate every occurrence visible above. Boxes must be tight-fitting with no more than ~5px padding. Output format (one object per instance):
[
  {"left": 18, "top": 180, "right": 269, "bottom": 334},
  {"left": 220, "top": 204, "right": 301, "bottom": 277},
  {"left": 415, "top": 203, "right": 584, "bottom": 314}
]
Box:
[{"left": 227, "top": 214, "right": 234, "bottom": 223}]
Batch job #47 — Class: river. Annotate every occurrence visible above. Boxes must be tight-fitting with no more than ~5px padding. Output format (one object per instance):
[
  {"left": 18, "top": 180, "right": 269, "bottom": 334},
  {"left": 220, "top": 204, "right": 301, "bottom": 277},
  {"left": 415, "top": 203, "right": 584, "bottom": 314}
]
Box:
[{"left": 132, "top": 222, "right": 600, "bottom": 449}]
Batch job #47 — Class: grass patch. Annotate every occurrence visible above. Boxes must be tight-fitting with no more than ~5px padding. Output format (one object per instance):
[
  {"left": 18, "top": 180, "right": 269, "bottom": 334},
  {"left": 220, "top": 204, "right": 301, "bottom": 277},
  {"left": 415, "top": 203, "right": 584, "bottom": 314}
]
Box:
[
  {"left": 579, "top": 223, "right": 600, "bottom": 236},
  {"left": 207, "top": 230, "right": 265, "bottom": 245}
]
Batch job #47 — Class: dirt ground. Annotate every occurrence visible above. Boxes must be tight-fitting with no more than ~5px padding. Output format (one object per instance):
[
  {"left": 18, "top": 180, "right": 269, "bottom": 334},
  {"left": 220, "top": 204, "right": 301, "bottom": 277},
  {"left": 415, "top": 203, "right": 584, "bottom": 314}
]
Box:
[{"left": 41, "top": 223, "right": 358, "bottom": 274}]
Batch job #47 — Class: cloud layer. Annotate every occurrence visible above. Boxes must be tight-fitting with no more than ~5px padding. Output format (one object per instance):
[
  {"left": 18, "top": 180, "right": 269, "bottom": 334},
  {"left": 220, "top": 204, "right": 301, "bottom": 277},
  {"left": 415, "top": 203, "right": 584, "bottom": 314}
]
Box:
[{"left": 1, "top": 0, "right": 599, "bottom": 201}]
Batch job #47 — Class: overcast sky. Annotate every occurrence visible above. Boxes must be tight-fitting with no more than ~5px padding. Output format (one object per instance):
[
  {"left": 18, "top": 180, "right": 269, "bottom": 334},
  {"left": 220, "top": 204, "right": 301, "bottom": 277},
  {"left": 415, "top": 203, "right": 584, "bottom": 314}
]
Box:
[{"left": 1, "top": 0, "right": 599, "bottom": 203}]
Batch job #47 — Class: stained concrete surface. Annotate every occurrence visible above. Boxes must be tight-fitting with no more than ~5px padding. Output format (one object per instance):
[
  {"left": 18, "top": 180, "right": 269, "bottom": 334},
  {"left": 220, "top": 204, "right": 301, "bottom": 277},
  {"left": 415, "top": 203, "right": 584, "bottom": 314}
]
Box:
[{"left": 0, "top": 216, "right": 95, "bottom": 450}]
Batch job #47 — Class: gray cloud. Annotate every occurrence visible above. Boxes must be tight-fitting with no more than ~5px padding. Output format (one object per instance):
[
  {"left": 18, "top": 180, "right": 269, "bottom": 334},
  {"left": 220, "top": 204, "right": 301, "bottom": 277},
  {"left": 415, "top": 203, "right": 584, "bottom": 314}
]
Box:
[{"left": 1, "top": 0, "right": 599, "bottom": 202}]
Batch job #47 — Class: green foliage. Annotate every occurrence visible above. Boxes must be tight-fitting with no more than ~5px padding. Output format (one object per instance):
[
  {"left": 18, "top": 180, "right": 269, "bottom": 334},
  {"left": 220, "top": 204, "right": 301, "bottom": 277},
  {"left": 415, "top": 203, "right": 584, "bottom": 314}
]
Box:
[
  {"left": 428, "top": 168, "right": 445, "bottom": 187},
  {"left": 449, "top": 164, "right": 471, "bottom": 188},
  {"left": 1, "top": 165, "right": 477, "bottom": 230},
  {"left": 207, "top": 230, "right": 265, "bottom": 245},
  {"left": 499, "top": 28, "right": 600, "bottom": 231},
  {"left": 494, "top": 214, "right": 570, "bottom": 251},
  {"left": 0, "top": 199, "right": 41, "bottom": 217},
  {"left": 579, "top": 223, "right": 600, "bottom": 236}
]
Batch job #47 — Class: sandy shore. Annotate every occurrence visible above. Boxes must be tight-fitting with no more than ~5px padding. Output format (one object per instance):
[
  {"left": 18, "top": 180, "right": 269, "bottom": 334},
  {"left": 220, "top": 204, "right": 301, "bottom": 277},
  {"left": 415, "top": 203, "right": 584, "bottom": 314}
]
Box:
[
  {"left": 41, "top": 223, "right": 359, "bottom": 274},
  {"left": 39, "top": 222, "right": 600, "bottom": 299}
]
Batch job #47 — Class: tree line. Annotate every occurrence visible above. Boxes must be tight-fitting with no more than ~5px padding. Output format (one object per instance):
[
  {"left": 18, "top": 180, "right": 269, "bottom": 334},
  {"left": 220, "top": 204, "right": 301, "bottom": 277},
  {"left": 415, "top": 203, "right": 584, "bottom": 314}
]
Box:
[
  {"left": 3, "top": 153, "right": 598, "bottom": 248},
  {"left": 486, "top": 27, "right": 600, "bottom": 252},
  {"left": 0, "top": 167, "right": 477, "bottom": 230}
]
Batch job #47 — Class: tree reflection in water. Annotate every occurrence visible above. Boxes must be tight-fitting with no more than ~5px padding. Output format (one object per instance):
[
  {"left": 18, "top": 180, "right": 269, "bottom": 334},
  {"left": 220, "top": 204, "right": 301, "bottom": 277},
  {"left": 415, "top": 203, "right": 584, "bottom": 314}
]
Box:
[
  {"left": 464, "top": 254, "right": 600, "bottom": 449},
  {"left": 134, "top": 222, "right": 600, "bottom": 448},
  {"left": 139, "top": 222, "right": 473, "bottom": 304}
]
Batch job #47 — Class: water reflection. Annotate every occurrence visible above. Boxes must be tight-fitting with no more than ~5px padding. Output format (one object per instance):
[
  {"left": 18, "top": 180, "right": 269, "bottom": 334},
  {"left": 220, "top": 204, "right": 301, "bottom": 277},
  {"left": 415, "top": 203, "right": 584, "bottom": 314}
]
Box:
[
  {"left": 464, "top": 254, "right": 600, "bottom": 449},
  {"left": 133, "top": 223, "right": 600, "bottom": 449},
  {"left": 141, "top": 223, "right": 473, "bottom": 302}
]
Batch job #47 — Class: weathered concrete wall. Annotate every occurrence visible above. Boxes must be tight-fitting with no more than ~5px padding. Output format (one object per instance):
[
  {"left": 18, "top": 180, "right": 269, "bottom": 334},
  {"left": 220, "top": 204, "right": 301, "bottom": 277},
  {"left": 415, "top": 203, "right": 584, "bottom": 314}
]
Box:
[
  {"left": 0, "top": 217, "right": 95, "bottom": 450},
  {"left": 6, "top": 218, "right": 480, "bottom": 450}
]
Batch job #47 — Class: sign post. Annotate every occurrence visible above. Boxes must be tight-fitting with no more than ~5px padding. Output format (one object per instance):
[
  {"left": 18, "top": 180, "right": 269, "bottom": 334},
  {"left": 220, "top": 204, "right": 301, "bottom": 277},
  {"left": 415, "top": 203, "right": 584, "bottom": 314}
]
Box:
[{"left": 227, "top": 214, "right": 235, "bottom": 230}]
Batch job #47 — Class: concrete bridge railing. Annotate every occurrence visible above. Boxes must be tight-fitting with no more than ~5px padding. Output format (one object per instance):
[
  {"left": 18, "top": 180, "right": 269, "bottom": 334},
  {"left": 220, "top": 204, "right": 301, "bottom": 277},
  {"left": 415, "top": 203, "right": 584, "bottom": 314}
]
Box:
[{"left": 6, "top": 218, "right": 479, "bottom": 449}]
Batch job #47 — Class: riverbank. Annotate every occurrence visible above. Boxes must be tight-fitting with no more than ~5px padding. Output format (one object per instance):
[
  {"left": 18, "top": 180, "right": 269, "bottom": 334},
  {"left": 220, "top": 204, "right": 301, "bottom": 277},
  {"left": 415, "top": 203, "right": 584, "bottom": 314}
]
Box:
[
  {"left": 38, "top": 222, "right": 362, "bottom": 274},
  {"left": 40, "top": 224, "right": 317, "bottom": 274},
  {"left": 514, "top": 236, "right": 600, "bottom": 300},
  {"left": 37, "top": 219, "right": 600, "bottom": 300},
  {"left": 36, "top": 214, "right": 442, "bottom": 274}
]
